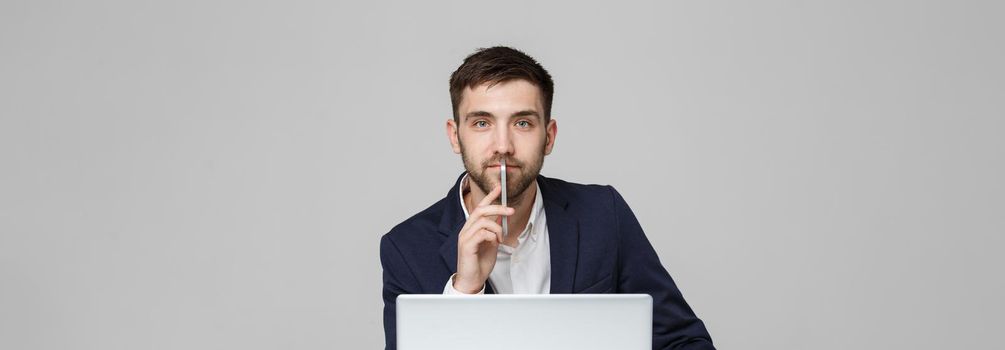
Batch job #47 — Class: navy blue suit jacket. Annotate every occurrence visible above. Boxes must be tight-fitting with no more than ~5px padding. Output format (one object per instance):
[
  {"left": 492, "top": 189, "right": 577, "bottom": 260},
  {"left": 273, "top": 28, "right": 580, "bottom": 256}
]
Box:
[{"left": 380, "top": 173, "right": 714, "bottom": 349}]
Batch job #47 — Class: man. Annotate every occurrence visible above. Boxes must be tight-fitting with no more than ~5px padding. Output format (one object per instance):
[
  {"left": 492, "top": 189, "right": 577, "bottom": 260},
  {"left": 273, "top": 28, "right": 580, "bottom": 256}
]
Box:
[{"left": 380, "top": 46, "right": 714, "bottom": 349}]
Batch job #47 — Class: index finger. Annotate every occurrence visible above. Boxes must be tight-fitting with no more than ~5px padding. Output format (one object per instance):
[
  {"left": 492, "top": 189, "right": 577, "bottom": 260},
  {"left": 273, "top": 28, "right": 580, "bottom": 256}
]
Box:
[{"left": 478, "top": 185, "right": 502, "bottom": 208}]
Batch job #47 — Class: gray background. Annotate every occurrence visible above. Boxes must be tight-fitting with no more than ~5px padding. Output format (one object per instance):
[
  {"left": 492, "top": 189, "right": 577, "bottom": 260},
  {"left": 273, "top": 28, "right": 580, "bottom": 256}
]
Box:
[{"left": 2, "top": 0, "right": 1003, "bottom": 349}]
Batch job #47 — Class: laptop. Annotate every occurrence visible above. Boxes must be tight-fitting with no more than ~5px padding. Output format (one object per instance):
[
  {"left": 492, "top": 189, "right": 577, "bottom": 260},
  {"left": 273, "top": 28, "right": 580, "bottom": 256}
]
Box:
[{"left": 396, "top": 294, "right": 652, "bottom": 350}]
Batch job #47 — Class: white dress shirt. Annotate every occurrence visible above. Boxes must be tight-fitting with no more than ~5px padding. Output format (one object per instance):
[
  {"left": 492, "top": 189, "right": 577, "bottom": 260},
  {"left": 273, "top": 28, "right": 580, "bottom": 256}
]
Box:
[{"left": 443, "top": 173, "right": 551, "bottom": 294}]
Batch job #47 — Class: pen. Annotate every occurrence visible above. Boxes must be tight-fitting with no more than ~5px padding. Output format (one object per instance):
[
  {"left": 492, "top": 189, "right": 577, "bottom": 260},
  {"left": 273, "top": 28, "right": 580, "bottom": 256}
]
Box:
[{"left": 501, "top": 158, "right": 508, "bottom": 239}]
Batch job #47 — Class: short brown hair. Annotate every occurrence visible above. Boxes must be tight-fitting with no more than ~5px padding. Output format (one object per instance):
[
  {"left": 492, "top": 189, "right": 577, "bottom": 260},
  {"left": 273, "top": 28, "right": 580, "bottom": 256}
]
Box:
[{"left": 449, "top": 46, "right": 554, "bottom": 124}]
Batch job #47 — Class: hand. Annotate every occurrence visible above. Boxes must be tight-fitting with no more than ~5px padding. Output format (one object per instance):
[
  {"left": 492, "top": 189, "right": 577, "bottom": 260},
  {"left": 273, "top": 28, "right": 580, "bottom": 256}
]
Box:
[{"left": 454, "top": 185, "right": 513, "bottom": 294}]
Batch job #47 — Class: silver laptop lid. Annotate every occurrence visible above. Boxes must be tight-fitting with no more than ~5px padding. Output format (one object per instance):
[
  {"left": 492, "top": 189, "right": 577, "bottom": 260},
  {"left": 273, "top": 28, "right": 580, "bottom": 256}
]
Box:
[{"left": 397, "top": 294, "right": 652, "bottom": 350}]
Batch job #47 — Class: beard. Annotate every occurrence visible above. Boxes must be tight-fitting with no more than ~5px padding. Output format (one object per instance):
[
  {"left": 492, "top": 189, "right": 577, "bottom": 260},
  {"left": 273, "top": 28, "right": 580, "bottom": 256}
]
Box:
[{"left": 459, "top": 140, "right": 544, "bottom": 207}]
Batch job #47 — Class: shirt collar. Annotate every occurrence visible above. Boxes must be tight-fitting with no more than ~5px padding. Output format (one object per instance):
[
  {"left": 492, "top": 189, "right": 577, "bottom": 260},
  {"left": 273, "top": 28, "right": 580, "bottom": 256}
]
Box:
[{"left": 459, "top": 172, "right": 544, "bottom": 242}]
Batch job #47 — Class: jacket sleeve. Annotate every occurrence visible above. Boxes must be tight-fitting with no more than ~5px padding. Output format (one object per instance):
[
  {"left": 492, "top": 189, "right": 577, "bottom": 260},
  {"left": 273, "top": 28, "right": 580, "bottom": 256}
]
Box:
[
  {"left": 380, "top": 234, "right": 419, "bottom": 350},
  {"left": 610, "top": 186, "right": 715, "bottom": 350}
]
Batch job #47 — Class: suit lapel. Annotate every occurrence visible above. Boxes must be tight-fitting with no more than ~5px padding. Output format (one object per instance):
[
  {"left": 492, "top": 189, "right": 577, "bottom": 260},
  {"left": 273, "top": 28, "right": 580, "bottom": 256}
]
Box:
[
  {"left": 438, "top": 173, "right": 466, "bottom": 276},
  {"left": 539, "top": 175, "right": 580, "bottom": 294}
]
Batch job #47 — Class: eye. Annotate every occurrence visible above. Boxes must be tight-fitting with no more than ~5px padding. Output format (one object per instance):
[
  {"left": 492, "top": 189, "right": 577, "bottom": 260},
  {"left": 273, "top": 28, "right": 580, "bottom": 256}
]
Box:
[
  {"left": 516, "top": 120, "right": 531, "bottom": 128},
  {"left": 473, "top": 120, "right": 489, "bottom": 128}
]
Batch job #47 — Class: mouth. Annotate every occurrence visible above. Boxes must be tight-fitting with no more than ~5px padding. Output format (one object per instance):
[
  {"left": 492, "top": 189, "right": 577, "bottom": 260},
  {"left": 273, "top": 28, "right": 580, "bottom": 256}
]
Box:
[{"left": 487, "top": 165, "right": 519, "bottom": 170}]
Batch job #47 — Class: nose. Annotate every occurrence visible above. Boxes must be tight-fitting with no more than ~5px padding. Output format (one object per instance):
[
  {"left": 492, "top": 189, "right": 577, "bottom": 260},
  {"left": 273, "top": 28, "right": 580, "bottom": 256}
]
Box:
[{"left": 493, "top": 123, "right": 514, "bottom": 157}]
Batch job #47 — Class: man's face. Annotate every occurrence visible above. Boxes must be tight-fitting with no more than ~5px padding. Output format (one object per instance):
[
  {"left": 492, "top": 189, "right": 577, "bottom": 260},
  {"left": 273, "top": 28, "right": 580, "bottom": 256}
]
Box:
[{"left": 447, "top": 79, "right": 557, "bottom": 204}]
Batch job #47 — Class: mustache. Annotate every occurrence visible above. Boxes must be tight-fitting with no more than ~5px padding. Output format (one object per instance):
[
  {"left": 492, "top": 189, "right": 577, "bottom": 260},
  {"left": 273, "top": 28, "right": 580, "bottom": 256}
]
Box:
[{"left": 483, "top": 157, "right": 523, "bottom": 168}]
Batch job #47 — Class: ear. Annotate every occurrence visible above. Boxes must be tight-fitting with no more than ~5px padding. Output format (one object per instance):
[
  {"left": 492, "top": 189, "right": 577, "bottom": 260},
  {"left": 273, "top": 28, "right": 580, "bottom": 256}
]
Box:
[
  {"left": 446, "top": 118, "right": 462, "bottom": 154},
  {"left": 543, "top": 118, "right": 557, "bottom": 155}
]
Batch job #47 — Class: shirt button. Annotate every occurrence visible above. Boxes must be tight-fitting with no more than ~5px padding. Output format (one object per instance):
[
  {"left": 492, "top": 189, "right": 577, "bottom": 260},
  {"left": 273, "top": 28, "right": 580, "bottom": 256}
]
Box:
[{"left": 513, "top": 256, "right": 520, "bottom": 264}]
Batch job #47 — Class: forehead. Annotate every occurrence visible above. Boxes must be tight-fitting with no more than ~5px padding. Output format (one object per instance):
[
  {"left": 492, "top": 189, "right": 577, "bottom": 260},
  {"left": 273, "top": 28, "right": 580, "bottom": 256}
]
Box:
[{"left": 458, "top": 79, "right": 544, "bottom": 115}]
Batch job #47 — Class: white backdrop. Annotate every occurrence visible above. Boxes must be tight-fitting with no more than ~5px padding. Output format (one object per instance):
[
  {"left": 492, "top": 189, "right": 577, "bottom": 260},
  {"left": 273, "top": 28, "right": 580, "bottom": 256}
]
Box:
[{"left": 2, "top": 0, "right": 1003, "bottom": 349}]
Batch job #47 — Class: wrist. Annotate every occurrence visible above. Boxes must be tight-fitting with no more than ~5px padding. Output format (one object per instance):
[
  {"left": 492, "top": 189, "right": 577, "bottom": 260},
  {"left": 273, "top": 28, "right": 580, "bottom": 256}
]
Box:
[{"left": 453, "top": 275, "right": 484, "bottom": 294}]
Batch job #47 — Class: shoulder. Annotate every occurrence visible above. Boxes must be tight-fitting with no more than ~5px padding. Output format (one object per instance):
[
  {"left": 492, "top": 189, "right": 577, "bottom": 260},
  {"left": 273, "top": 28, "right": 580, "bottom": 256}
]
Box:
[
  {"left": 539, "top": 175, "right": 623, "bottom": 209},
  {"left": 380, "top": 196, "right": 448, "bottom": 249},
  {"left": 539, "top": 176, "right": 642, "bottom": 233}
]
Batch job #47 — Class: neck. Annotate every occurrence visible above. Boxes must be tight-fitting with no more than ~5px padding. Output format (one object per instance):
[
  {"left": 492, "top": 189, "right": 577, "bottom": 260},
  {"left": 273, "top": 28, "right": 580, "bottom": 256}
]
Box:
[{"left": 464, "top": 178, "right": 537, "bottom": 239}]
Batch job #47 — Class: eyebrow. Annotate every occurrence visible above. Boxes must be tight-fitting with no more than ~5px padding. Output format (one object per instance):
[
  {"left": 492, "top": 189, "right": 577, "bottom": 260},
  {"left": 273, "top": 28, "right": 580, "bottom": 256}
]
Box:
[
  {"left": 464, "top": 110, "right": 542, "bottom": 122},
  {"left": 512, "top": 110, "right": 540, "bottom": 120}
]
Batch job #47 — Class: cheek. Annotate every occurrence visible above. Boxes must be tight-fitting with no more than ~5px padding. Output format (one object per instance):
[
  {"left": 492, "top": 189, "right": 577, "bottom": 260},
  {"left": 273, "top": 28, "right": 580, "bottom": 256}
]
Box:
[
  {"left": 516, "top": 135, "right": 546, "bottom": 151},
  {"left": 460, "top": 139, "right": 490, "bottom": 159},
  {"left": 463, "top": 136, "right": 494, "bottom": 152}
]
